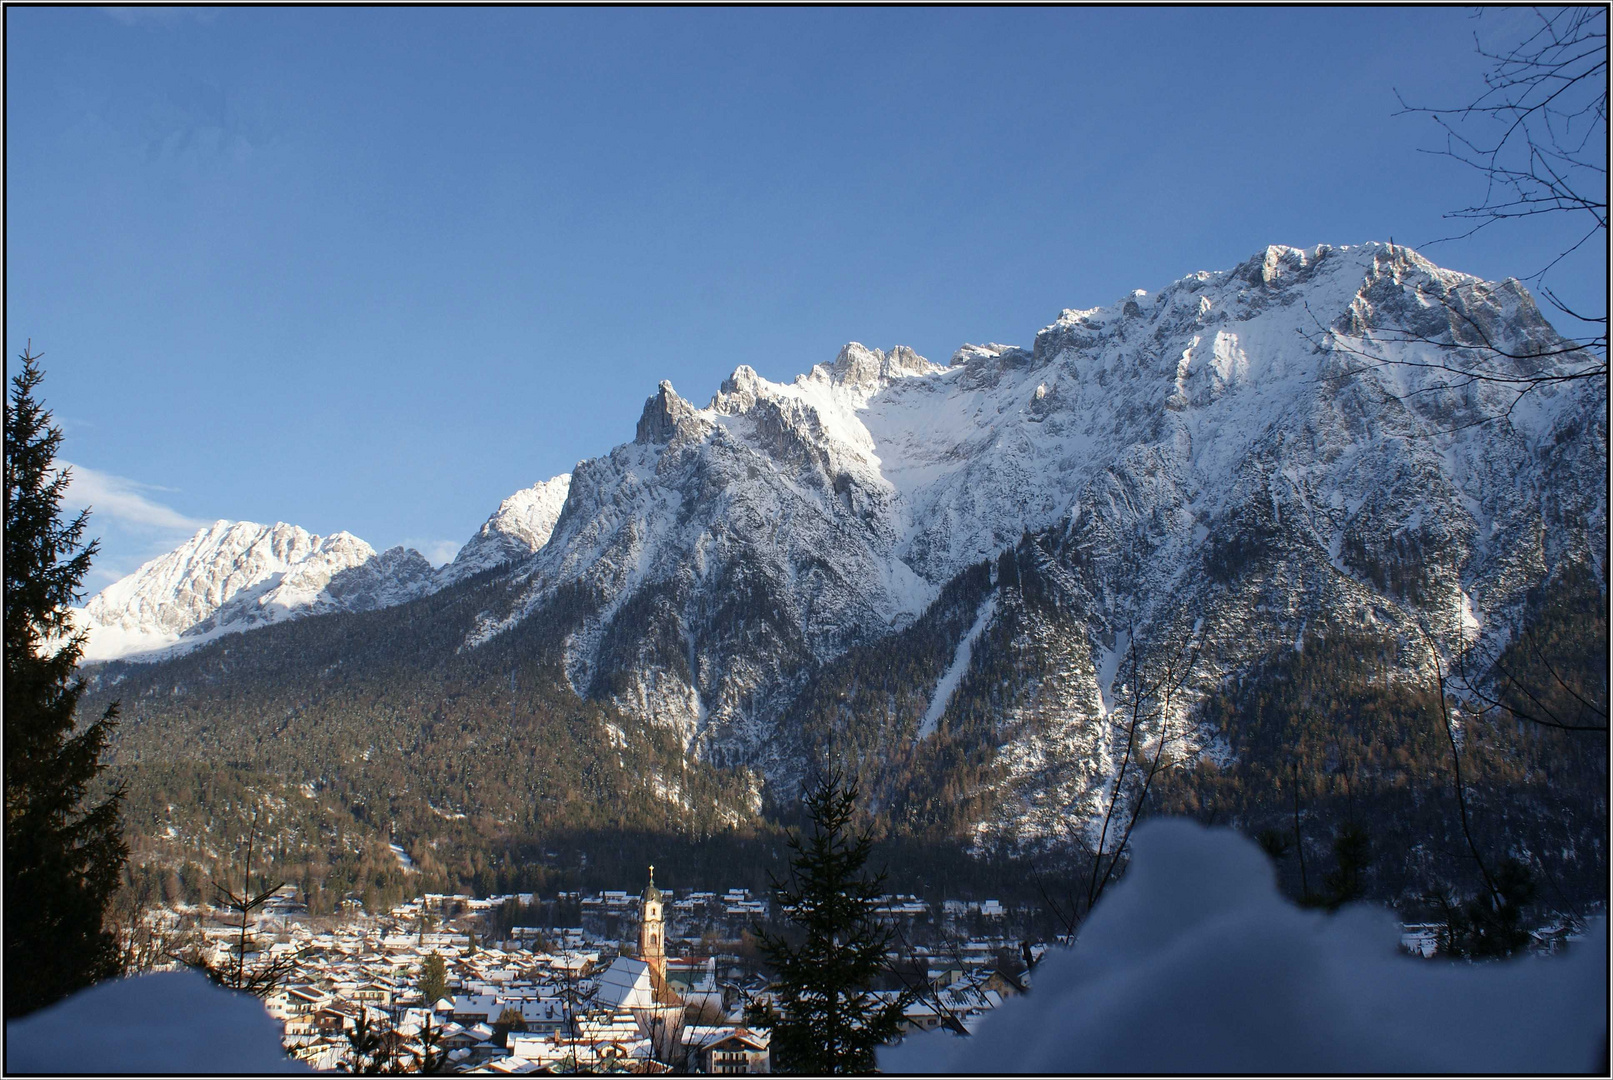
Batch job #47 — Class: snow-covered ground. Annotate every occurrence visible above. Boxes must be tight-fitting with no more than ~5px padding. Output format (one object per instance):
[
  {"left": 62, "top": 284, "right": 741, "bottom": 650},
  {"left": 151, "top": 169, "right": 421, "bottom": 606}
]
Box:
[
  {"left": 5, "top": 970, "right": 308, "bottom": 1073},
  {"left": 882, "top": 820, "right": 1608, "bottom": 1074},
  {"left": 916, "top": 593, "right": 996, "bottom": 740}
]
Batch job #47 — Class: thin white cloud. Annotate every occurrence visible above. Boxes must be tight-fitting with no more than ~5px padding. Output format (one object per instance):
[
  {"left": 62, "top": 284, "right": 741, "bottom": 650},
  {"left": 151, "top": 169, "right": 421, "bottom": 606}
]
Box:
[
  {"left": 406, "top": 539, "right": 463, "bottom": 567},
  {"left": 84, "top": 567, "right": 125, "bottom": 590},
  {"left": 59, "top": 461, "right": 207, "bottom": 533}
]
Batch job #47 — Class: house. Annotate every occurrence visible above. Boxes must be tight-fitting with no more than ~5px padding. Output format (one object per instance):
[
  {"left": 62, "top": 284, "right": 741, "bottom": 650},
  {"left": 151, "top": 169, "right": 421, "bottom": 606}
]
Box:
[
  {"left": 505, "top": 1020, "right": 645, "bottom": 1072},
  {"left": 698, "top": 1027, "right": 771, "bottom": 1074},
  {"left": 900, "top": 1000, "right": 949, "bottom": 1034},
  {"left": 296, "top": 1039, "right": 352, "bottom": 1071},
  {"left": 976, "top": 968, "right": 1026, "bottom": 998},
  {"left": 282, "top": 1015, "right": 321, "bottom": 1041},
  {"left": 510, "top": 998, "right": 568, "bottom": 1032},
  {"left": 666, "top": 956, "right": 717, "bottom": 993},
  {"left": 353, "top": 980, "right": 394, "bottom": 1006},
  {"left": 314, "top": 1005, "right": 357, "bottom": 1035},
  {"left": 263, "top": 885, "right": 308, "bottom": 919},
  {"left": 1401, "top": 923, "right": 1441, "bottom": 958},
  {"left": 451, "top": 993, "right": 504, "bottom": 1026},
  {"left": 283, "top": 985, "right": 333, "bottom": 1016},
  {"left": 442, "top": 1024, "right": 491, "bottom": 1061}
]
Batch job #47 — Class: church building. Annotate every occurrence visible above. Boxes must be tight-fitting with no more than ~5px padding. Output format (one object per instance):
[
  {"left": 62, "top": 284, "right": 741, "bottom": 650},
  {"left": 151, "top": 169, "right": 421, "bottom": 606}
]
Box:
[{"left": 639, "top": 865, "right": 668, "bottom": 991}]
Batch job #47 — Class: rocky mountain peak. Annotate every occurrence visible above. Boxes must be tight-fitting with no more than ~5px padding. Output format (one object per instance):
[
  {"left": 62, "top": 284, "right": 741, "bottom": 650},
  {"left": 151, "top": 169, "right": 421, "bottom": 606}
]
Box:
[
  {"left": 457, "top": 241, "right": 1604, "bottom": 800},
  {"left": 439, "top": 473, "right": 573, "bottom": 586},
  {"left": 828, "top": 342, "right": 940, "bottom": 391},
  {"left": 635, "top": 380, "right": 705, "bottom": 445},
  {"left": 66, "top": 242, "right": 1606, "bottom": 859}
]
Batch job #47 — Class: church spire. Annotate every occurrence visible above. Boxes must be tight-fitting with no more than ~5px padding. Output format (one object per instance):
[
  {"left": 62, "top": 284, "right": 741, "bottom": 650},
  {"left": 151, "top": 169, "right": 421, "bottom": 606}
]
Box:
[{"left": 640, "top": 865, "right": 667, "bottom": 989}]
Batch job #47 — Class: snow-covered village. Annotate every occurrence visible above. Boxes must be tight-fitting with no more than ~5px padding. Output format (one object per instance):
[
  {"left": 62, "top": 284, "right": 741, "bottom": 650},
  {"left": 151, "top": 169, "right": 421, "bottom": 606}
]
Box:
[
  {"left": 130, "top": 872, "right": 1035, "bottom": 1073},
  {"left": 80, "top": 856, "right": 1600, "bottom": 1075}
]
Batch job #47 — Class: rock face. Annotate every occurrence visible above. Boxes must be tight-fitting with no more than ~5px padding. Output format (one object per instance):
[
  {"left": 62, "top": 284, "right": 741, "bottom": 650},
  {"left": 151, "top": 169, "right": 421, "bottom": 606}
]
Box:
[
  {"left": 77, "top": 521, "right": 435, "bottom": 662},
  {"left": 459, "top": 243, "right": 1605, "bottom": 830},
  {"left": 437, "top": 473, "right": 572, "bottom": 587}
]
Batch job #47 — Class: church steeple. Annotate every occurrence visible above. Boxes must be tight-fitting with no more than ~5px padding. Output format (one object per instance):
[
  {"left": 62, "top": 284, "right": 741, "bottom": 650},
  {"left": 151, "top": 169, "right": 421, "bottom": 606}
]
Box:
[{"left": 639, "top": 865, "right": 667, "bottom": 989}]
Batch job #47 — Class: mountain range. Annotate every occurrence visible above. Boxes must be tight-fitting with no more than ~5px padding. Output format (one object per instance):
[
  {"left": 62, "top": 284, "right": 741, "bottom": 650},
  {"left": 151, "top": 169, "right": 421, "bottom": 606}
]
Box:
[{"left": 76, "top": 243, "right": 1607, "bottom": 903}]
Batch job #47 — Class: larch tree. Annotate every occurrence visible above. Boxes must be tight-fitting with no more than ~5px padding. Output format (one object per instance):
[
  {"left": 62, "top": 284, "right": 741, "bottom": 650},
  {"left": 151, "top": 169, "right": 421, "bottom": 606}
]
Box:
[{"left": 4, "top": 345, "right": 127, "bottom": 1017}]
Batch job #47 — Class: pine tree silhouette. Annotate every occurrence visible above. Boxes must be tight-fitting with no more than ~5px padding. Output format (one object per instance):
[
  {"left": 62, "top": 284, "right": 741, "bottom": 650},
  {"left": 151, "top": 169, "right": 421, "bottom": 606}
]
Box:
[
  {"left": 753, "top": 770, "right": 909, "bottom": 1074},
  {"left": 4, "top": 345, "right": 127, "bottom": 1017}
]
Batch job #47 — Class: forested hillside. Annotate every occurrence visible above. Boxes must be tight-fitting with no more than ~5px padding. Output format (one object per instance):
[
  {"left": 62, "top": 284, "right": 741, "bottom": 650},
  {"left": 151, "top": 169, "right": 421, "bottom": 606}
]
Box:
[
  {"left": 85, "top": 570, "right": 763, "bottom": 913},
  {"left": 85, "top": 541, "right": 1606, "bottom": 916}
]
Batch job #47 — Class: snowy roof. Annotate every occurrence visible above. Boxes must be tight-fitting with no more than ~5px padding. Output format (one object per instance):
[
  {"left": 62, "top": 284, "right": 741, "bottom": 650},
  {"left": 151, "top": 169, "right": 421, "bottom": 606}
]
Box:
[{"left": 595, "top": 957, "right": 655, "bottom": 1011}]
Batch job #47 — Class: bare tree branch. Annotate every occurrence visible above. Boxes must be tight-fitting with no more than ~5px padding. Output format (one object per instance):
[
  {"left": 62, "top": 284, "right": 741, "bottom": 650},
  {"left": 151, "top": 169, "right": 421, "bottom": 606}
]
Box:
[
  {"left": 1395, "top": 8, "right": 1607, "bottom": 332},
  {"left": 1085, "top": 622, "right": 1201, "bottom": 913}
]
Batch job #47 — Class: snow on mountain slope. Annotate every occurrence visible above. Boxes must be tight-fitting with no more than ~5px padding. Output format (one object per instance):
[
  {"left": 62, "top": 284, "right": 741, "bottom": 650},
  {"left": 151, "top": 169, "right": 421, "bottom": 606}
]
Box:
[
  {"left": 77, "top": 521, "right": 434, "bottom": 662},
  {"left": 437, "top": 473, "right": 572, "bottom": 587},
  {"left": 80, "top": 473, "right": 575, "bottom": 662},
  {"left": 464, "top": 242, "right": 1605, "bottom": 798},
  {"left": 73, "top": 241, "right": 1604, "bottom": 850}
]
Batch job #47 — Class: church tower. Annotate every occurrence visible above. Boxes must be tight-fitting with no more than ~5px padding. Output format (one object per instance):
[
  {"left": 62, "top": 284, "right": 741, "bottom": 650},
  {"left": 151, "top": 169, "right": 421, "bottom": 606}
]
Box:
[{"left": 639, "top": 865, "right": 667, "bottom": 990}]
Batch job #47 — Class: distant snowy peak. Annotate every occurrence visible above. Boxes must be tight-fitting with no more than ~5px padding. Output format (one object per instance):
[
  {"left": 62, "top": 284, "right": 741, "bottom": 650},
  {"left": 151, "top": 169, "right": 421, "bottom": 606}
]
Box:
[
  {"left": 80, "top": 471, "right": 580, "bottom": 661},
  {"left": 78, "top": 520, "right": 433, "bottom": 662},
  {"left": 439, "top": 474, "right": 573, "bottom": 585}
]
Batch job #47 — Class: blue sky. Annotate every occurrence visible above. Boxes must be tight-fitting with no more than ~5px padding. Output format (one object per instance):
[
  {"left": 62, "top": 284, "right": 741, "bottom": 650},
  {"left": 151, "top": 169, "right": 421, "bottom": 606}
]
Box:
[{"left": 7, "top": 7, "right": 1605, "bottom": 587}]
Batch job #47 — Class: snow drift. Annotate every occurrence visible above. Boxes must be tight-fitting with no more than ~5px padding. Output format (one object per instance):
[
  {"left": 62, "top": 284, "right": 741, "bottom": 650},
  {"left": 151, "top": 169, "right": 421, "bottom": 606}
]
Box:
[
  {"left": 4, "top": 969, "right": 309, "bottom": 1073},
  {"left": 881, "top": 819, "right": 1608, "bottom": 1074}
]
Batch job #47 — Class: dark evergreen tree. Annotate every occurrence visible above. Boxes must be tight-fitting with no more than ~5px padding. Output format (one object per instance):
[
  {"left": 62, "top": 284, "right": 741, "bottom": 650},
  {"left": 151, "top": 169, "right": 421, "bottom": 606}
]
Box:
[
  {"left": 342, "top": 1009, "right": 390, "bottom": 1073},
  {"left": 418, "top": 950, "right": 450, "bottom": 1007},
  {"left": 4, "top": 346, "right": 126, "bottom": 1017},
  {"left": 417, "top": 1013, "right": 447, "bottom": 1075},
  {"left": 753, "top": 772, "right": 909, "bottom": 1075},
  {"left": 1436, "top": 858, "right": 1538, "bottom": 960},
  {"left": 1318, "top": 822, "right": 1371, "bottom": 911}
]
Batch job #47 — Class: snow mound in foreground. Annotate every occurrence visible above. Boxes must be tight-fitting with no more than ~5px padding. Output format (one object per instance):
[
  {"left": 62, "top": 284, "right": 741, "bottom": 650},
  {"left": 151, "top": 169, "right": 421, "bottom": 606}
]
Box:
[
  {"left": 4, "top": 969, "right": 308, "bottom": 1073},
  {"left": 882, "top": 819, "right": 1607, "bottom": 1074}
]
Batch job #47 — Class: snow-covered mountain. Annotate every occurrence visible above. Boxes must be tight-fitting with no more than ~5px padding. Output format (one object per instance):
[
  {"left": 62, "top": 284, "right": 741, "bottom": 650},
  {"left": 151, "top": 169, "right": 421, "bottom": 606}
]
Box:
[
  {"left": 436, "top": 474, "right": 572, "bottom": 587},
  {"left": 78, "top": 475, "right": 576, "bottom": 662},
  {"left": 77, "top": 521, "right": 436, "bottom": 662},
  {"left": 78, "top": 243, "right": 1606, "bottom": 849},
  {"left": 458, "top": 243, "right": 1604, "bottom": 822}
]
